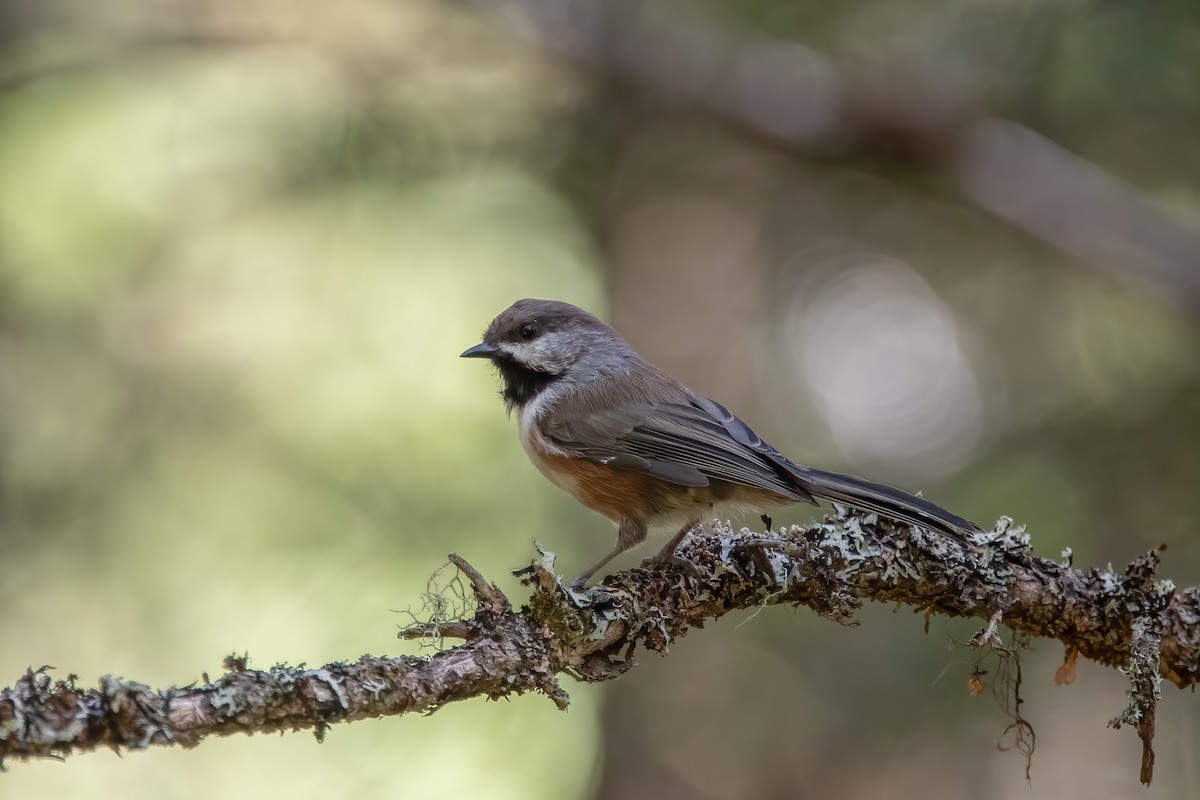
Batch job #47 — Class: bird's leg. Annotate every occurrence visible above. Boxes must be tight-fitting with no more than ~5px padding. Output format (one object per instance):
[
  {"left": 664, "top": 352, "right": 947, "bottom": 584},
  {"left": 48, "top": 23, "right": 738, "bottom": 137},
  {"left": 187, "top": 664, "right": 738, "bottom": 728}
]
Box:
[
  {"left": 760, "top": 514, "right": 773, "bottom": 531},
  {"left": 569, "top": 545, "right": 624, "bottom": 590},
  {"left": 642, "top": 518, "right": 703, "bottom": 581},
  {"left": 569, "top": 518, "right": 647, "bottom": 589}
]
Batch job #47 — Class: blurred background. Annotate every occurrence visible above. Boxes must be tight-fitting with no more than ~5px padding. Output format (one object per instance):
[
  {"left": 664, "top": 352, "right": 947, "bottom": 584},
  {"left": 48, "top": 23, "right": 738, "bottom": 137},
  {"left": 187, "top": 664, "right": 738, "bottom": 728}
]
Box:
[{"left": 1, "top": 0, "right": 1198, "bottom": 797}]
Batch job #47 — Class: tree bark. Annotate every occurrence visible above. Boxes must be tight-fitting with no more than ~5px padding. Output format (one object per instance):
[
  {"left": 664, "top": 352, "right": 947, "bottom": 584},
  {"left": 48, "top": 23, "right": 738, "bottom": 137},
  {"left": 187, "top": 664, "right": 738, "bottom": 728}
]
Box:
[{"left": 1, "top": 512, "right": 1193, "bottom": 784}]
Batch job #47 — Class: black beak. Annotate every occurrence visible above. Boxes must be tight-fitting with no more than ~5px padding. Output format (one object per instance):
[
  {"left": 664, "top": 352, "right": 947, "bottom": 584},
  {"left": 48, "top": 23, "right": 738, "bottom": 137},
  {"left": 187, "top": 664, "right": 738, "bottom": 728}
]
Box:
[{"left": 460, "top": 342, "right": 498, "bottom": 359}]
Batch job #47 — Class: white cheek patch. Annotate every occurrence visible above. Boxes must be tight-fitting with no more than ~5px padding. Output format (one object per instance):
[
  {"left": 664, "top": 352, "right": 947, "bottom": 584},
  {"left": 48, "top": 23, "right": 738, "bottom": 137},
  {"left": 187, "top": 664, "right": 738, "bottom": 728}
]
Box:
[
  {"left": 497, "top": 341, "right": 523, "bottom": 359},
  {"left": 499, "top": 333, "right": 570, "bottom": 374}
]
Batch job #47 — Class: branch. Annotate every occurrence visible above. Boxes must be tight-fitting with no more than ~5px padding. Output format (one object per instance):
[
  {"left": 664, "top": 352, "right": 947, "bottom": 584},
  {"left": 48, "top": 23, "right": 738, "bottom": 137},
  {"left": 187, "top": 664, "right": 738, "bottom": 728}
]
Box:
[
  {"left": 1, "top": 511, "right": 1192, "bottom": 784},
  {"left": 472, "top": 0, "right": 1200, "bottom": 314},
  {"left": 9, "top": 3, "right": 1197, "bottom": 309}
]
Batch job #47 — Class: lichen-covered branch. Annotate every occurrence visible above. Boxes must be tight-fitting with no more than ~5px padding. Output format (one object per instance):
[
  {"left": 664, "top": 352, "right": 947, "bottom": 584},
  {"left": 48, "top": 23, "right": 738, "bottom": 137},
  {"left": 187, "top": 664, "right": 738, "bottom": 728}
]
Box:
[
  {"left": 2, "top": 512, "right": 1194, "bottom": 784},
  {"left": 1106, "top": 548, "right": 1171, "bottom": 784},
  {"left": 0, "top": 553, "right": 565, "bottom": 763}
]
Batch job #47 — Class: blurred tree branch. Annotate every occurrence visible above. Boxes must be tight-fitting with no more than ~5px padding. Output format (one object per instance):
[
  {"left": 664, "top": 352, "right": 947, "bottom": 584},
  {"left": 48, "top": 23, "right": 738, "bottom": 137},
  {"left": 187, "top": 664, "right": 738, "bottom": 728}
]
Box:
[
  {"left": 2, "top": 512, "right": 1193, "bottom": 784},
  {"left": 4, "top": 2, "right": 1198, "bottom": 311},
  {"left": 475, "top": 0, "right": 1200, "bottom": 314}
]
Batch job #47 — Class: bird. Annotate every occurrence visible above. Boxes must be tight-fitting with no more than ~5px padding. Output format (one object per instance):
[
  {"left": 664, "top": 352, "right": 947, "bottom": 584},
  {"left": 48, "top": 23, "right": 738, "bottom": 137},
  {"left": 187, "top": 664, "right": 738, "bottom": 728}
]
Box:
[{"left": 462, "top": 298, "right": 982, "bottom": 587}]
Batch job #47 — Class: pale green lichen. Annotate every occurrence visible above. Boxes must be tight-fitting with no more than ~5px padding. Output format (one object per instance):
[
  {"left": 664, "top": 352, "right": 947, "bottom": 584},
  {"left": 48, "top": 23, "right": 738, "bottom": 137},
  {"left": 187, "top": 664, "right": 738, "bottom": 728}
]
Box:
[
  {"left": 210, "top": 684, "right": 246, "bottom": 715},
  {"left": 309, "top": 669, "right": 349, "bottom": 710},
  {"left": 273, "top": 667, "right": 299, "bottom": 687},
  {"left": 0, "top": 713, "right": 21, "bottom": 741},
  {"left": 586, "top": 606, "right": 624, "bottom": 642}
]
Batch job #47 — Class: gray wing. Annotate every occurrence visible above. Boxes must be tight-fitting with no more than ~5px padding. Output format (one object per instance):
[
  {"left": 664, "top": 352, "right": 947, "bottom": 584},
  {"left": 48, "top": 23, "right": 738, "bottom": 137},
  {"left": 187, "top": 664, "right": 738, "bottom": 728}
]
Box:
[
  {"left": 542, "top": 397, "right": 815, "bottom": 502},
  {"left": 691, "top": 393, "right": 980, "bottom": 537},
  {"left": 544, "top": 390, "right": 980, "bottom": 539}
]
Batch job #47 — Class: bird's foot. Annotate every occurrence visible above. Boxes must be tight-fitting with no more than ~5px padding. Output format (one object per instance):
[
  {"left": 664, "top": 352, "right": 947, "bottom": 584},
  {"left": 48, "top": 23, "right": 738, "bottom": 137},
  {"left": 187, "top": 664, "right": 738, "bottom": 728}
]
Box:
[
  {"left": 640, "top": 552, "right": 703, "bottom": 582},
  {"left": 760, "top": 514, "right": 773, "bottom": 531}
]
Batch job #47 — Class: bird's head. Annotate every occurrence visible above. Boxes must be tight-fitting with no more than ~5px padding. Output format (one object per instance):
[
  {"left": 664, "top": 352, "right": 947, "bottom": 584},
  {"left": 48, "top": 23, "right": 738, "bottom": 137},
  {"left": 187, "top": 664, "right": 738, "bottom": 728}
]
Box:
[{"left": 461, "top": 299, "right": 634, "bottom": 409}]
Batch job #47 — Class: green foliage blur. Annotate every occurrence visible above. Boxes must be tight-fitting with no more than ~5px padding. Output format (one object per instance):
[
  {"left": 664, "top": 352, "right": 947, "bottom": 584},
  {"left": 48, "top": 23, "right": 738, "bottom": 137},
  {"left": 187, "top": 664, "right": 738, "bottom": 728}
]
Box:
[{"left": 1, "top": 1, "right": 1198, "bottom": 798}]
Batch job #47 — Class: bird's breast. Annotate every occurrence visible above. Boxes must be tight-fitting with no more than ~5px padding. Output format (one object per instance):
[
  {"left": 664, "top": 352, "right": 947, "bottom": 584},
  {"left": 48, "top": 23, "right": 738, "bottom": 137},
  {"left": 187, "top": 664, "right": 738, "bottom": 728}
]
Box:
[{"left": 518, "top": 394, "right": 580, "bottom": 494}]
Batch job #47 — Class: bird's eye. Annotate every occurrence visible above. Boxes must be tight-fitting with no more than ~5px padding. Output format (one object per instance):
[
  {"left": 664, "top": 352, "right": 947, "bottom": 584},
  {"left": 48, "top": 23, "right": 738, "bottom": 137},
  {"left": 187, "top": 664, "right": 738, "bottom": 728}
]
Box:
[{"left": 519, "top": 322, "right": 539, "bottom": 340}]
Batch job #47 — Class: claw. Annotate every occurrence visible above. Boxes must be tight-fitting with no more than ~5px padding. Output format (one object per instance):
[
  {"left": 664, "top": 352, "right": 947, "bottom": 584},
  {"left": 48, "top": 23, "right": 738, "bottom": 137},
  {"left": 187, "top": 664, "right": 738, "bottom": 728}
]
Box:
[{"left": 641, "top": 552, "right": 703, "bottom": 581}]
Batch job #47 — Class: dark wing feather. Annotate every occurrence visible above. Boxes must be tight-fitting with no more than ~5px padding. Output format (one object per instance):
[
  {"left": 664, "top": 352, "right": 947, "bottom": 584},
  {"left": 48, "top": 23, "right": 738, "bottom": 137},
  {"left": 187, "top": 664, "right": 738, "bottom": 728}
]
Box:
[
  {"left": 543, "top": 386, "right": 981, "bottom": 541},
  {"left": 691, "top": 395, "right": 981, "bottom": 540},
  {"left": 542, "top": 399, "right": 813, "bottom": 501},
  {"left": 595, "top": 452, "right": 710, "bottom": 487}
]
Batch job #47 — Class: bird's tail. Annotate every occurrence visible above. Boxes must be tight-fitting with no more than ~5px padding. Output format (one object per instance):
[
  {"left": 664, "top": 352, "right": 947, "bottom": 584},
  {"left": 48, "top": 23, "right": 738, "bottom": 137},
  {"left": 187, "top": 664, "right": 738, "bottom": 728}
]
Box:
[{"left": 797, "top": 466, "right": 981, "bottom": 544}]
